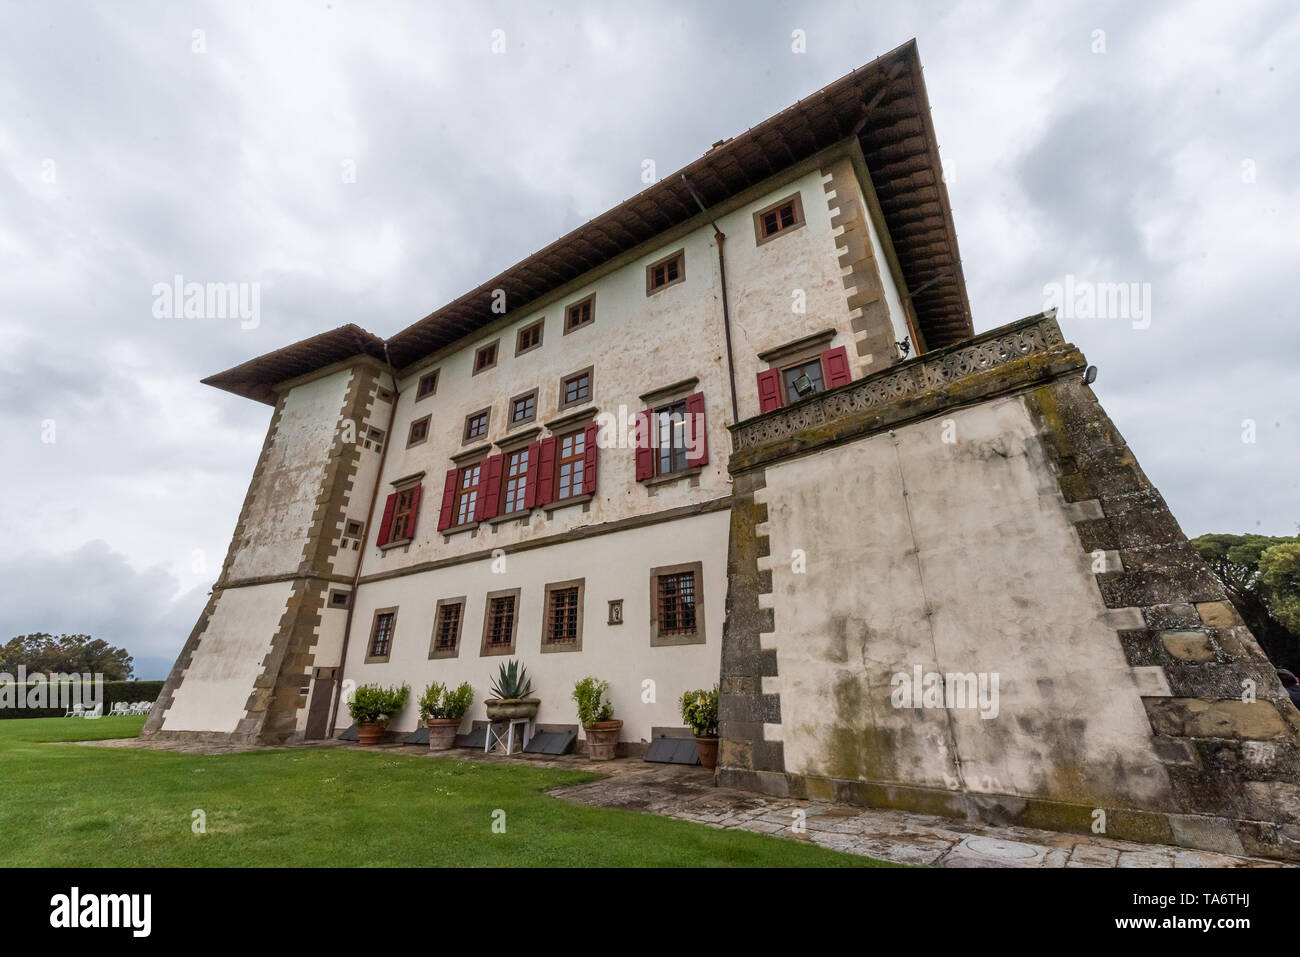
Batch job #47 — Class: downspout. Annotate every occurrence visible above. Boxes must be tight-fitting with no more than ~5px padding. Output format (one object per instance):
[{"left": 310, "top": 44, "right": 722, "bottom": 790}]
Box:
[
  {"left": 682, "top": 174, "right": 740, "bottom": 424},
  {"left": 327, "top": 346, "right": 401, "bottom": 737}
]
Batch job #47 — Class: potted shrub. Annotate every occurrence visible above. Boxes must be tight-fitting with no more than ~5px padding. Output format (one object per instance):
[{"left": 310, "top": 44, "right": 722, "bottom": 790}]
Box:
[
  {"left": 680, "top": 685, "right": 720, "bottom": 769},
  {"left": 348, "top": 683, "right": 410, "bottom": 746},
  {"left": 483, "top": 660, "right": 539, "bottom": 721},
  {"left": 418, "top": 681, "right": 474, "bottom": 751},
  {"left": 572, "top": 676, "right": 620, "bottom": 761}
]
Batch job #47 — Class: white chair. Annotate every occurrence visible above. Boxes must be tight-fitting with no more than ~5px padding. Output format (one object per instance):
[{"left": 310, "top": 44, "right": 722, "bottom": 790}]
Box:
[
  {"left": 85, "top": 703, "right": 103, "bottom": 719},
  {"left": 140, "top": 701, "right": 156, "bottom": 715},
  {"left": 110, "top": 702, "right": 129, "bottom": 716},
  {"left": 65, "top": 703, "right": 84, "bottom": 718}
]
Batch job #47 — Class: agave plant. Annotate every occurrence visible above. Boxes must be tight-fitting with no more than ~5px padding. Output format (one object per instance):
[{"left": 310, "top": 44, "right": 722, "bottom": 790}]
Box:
[{"left": 489, "top": 659, "right": 534, "bottom": 700}]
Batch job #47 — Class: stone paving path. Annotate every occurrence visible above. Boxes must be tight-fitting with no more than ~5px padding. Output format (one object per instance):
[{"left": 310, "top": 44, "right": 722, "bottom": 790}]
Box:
[{"left": 85, "top": 736, "right": 1287, "bottom": 867}]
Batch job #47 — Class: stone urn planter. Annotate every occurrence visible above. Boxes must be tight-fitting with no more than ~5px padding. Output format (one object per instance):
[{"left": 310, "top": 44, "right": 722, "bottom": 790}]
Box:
[
  {"left": 356, "top": 721, "right": 385, "bottom": 746},
  {"left": 694, "top": 735, "right": 719, "bottom": 769},
  {"left": 484, "top": 698, "right": 540, "bottom": 721},
  {"left": 583, "top": 719, "right": 622, "bottom": 761},
  {"left": 425, "top": 717, "right": 461, "bottom": 752}
]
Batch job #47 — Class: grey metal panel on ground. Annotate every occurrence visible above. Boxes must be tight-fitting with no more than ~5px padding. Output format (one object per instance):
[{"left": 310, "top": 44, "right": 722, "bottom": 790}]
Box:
[
  {"left": 523, "top": 730, "right": 576, "bottom": 755},
  {"left": 402, "top": 726, "right": 429, "bottom": 745},
  {"left": 644, "top": 736, "right": 700, "bottom": 765},
  {"left": 337, "top": 725, "right": 358, "bottom": 742},
  {"left": 455, "top": 728, "right": 488, "bottom": 749}
]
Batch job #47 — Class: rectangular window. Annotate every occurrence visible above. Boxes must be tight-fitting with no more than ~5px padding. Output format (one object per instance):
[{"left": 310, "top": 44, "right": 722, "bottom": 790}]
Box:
[
  {"left": 753, "top": 192, "right": 805, "bottom": 244},
  {"left": 542, "top": 579, "right": 584, "bottom": 652},
  {"left": 367, "top": 608, "right": 398, "bottom": 662},
  {"left": 563, "top": 294, "right": 594, "bottom": 333},
  {"left": 503, "top": 447, "right": 530, "bottom": 514},
  {"left": 650, "top": 562, "right": 705, "bottom": 646},
  {"left": 560, "top": 368, "right": 592, "bottom": 409},
  {"left": 654, "top": 400, "right": 690, "bottom": 477},
  {"left": 646, "top": 250, "right": 685, "bottom": 294},
  {"left": 464, "top": 408, "right": 490, "bottom": 441},
  {"left": 328, "top": 589, "right": 351, "bottom": 609},
  {"left": 364, "top": 427, "right": 385, "bottom": 453},
  {"left": 390, "top": 487, "right": 418, "bottom": 541},
  {"left": 456, "top": 463, "right": 481, "bottom": 526},
  {"left": 555, "top": 428, "right": 586, "bottom": 501},
  {"left": 516, "top": 320, "right": 543, "bottom": 355},
  {"left": 510, "top": 390, "right": 537, "bottom": 425},
  {"left": 481, "top": 589, "right": 520, "bottom": 656},
  {"left": 474, "top": 341, "right": 499, "bottom": 374},
  {"left": 415, "top": 370, "right": 438, "bottom": 399},
  {"left": 345, "top": 519, "right": 364, "bottom": 538},
  {"left": 407, "top": 415, "right": 431, "bottom": 447},
  {"left": 429, "top": 598, "right": 464, "bottom": 659},
  {"left": 782, "top": 359, "right": 825, "bottom": 404}
]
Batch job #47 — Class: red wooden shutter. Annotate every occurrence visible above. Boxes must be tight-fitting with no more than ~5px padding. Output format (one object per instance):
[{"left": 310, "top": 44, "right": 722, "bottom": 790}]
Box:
[
  {"left": 684, "top": 392, "right": 708, "bottom": 468},
  {"left": 523, "top": 441, "right": 543, "bottom": 509},
  {"left": 582, "top": 420, "right": 599, "bottom": 495},
  {"left": 534, "top": 436, "right": 558, "bottom": 505},
  {"left": 436, "top": 468, "right": 458, "bottom": 532},
  {"left": 376, "top": 493, "right": 398, "bottom": 546},
  {"left": 821, "top": 346, "right": 852, "bottom": 388},
  {"left": 757, "top": 369, "right": 783, "bottom": 412},
  {"left": 405, "top": 483, "right": 423, "bottom": 539},
  {"left": 478, "top": 455, "right": 505, "bottom": 521},
  {"left": 634, "top": 410, "right": 654, "bottom": 481}
]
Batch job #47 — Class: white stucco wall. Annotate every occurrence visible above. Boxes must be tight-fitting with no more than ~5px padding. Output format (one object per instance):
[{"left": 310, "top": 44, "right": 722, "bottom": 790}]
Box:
[
  {"left": 341, "top": 509, "right": 730, "bottom": 743},
  {"left": 161, "top": 580, "right": 293, "bottom": 732},
  {"left": 758, "top": 394, "right": 1172, "bottom": 810}
]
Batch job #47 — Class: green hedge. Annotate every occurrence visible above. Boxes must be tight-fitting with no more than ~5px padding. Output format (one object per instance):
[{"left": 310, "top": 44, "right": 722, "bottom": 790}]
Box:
[{"left": 0, "top": 680, "right": 165, "bottom": 719}]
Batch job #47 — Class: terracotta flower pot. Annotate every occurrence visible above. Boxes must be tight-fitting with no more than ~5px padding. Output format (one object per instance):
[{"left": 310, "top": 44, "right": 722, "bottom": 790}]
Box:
[
  {"left": 484, "top": 698, "right": 540, "bottom": 721},
  {"left": 425, "top": 717, "right": 462, "bottom": 752},
  {"left": 583, "top": 719, "right": 622, "bottom": 761},
  {"left": 694, "top": 735, "right": 719, "bottom": 769},
  {"left": 357, "top": 721, "right": 385, "bottom": 746}
]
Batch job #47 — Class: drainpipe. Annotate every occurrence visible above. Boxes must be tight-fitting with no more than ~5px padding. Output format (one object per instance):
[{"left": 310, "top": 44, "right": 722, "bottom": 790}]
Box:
[
  {"left": 682, "top": 174, "right": 740, "bottom": 425},
  {"left": 327, "top": 347, "right": 401, "bottom": 737}
]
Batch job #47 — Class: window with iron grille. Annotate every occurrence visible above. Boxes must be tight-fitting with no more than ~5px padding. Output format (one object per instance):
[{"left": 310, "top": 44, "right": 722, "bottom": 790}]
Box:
[
  {"left": 456, "top": 464, "right": 481, "bottom": 526},
  {"left": 657, "top": 572, "right": 696, "bottom": 635},
  {"left": 434, "top": 603, "right": 461, "bottom": 652},
  {"left": 368, "top": 610, "right": 396, "bottom": 659},
  {"left": 546, "top": 587, "right": 580, "bottom": 644},
  {"left": 654, "top": 400, "right": 690, "bottom": 477},
  {"left": 486, "top": 595, "right": 515, "bottom": 647},
  {"left": 556, "top": 428, "right": 585, "bottom": 500},
  {"left": 503, "top": 448, "right": 530, "bottom": 514}
]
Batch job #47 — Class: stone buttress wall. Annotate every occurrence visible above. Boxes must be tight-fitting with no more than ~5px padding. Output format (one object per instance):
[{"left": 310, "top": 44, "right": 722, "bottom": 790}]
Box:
[{"left": 719, "top": 313, "right": 1300, "bottom": 861}]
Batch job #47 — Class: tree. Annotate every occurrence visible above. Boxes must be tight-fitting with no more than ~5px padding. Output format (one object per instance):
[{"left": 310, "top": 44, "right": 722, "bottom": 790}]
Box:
[
  {"left": 1191, "top": 533, "right": 1300, "bottom": 671},
  {"left": 0, "top": 634, "right": 134, "bottom": 680}
]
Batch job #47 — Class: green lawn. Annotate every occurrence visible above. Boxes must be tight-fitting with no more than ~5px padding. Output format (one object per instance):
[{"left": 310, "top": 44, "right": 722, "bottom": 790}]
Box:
[{"left": 0, "top": 718, "right": 889, "bottom": 867}]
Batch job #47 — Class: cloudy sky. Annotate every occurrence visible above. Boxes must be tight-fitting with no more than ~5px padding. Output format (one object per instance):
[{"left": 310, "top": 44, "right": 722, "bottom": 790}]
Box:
[{"left": 1, "top": 0, "right": 1296, "bottom": 679}]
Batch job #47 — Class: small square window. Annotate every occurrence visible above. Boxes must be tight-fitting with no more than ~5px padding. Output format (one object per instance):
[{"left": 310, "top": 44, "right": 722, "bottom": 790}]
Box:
[
  {"left": 560, "top": 368, "right": 592, "bottom": 410},
  {"left": 377, "top": 387, "right": 395, "bottom": 403},
  {"left": 753, "top": 192, "right": 805, "bottom": 244},
  {"left": 473, "top": 341, "right": 499, "bottom": 374},
  {"left": 464, "top": 408, "right": 490, "bottom": 442},
  {"left": 563, "top": 295, "right": 595, "bottom": 334},
  {"left": 516, "top": 320, "right": 544, "bottom": 356},
  {"left": 646, "top": 250, "right": 685, "bottom": 295},
  {"left": 407, "top": 415, "right": 431, "bottom": 447},
  {"left": 364, "top": 427, "right": 385, "bottom": 453},
  {"left": 328, "top": 589, "right": 351, "bottom": 609},
  {"left": 510, "top": 389, "right": 538, "bottom": 426},
  {"left": 415, "top": 371, "right": 438, "bottom": 400},
  {"left": 345, "top": 519, "right": 364, "bottom": 538},
  {"left": 782, "top": 358, "right": 825, "bottom": 403}
]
